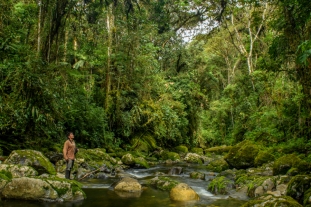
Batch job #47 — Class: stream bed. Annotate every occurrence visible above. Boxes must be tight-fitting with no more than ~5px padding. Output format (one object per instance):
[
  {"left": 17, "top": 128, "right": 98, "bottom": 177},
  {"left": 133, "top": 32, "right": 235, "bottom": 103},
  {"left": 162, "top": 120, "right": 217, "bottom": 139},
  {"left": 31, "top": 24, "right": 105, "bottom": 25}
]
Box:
[{"left": 0, "top": 163, "right": 248, "bottom": 207}]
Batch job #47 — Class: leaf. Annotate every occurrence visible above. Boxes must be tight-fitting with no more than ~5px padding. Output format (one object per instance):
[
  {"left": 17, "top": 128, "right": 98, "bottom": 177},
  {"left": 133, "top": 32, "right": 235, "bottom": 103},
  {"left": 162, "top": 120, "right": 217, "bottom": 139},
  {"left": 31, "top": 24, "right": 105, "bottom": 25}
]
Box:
[{"left": 73, "top": 60, "right": 85, "bottom": 70}]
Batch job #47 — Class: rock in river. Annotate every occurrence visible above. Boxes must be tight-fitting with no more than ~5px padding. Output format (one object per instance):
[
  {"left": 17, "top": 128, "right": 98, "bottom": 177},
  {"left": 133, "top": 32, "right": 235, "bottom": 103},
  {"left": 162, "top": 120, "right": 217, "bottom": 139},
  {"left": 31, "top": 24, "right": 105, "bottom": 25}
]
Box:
[{"left": 170, "top": 183, "right": 199, "bottom": 201}]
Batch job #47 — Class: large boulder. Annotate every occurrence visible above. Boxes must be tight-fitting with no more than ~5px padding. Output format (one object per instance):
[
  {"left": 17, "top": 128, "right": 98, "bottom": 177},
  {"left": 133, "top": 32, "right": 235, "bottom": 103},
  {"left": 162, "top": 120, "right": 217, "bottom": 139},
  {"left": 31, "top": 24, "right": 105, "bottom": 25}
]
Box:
[
  {"left": 206, "top": 158, "right": 229, "bottom": 173},
  {"left": 114, "top": 177, "right": 141, "bottom": 192},
  {"left": 170, "top": 183, "right": 199, "bottom": 201},
  {"left": 224, "top": 141, "right": 259, "bottom": 169},
  {"left": 1, "top": 177, "right": 85, "bottom": 202},
  {"left": 4, "top": 150, "right": 56, "bottom": 175},
  {"left": 121, "top": 153, "right": 135, "bottom": 165},
  {"left": 0, "top": 164, "right": 38, "bottom": 178},
  {"left": 113, "top": 177, "right": 142, "bottom": 198},
  {"left": 184, "top": 153, "right": 203, "bottom": 164},
  {"left": 241, "top": 195, "right": 302, "bottom": 207}
]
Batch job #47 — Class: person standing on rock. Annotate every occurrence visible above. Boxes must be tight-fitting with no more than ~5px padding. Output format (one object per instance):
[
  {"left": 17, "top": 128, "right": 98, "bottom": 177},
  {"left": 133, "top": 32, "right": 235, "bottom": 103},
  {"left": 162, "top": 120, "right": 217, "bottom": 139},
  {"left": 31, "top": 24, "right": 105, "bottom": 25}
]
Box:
[{"left": 63, "top": 132, "right": 78, "bottom": 179}]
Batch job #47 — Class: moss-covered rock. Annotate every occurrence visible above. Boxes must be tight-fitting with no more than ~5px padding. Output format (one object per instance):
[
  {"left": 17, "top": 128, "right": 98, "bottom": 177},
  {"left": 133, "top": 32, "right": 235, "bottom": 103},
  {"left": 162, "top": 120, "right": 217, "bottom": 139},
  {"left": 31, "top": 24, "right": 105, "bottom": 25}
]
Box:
[
  {"left": 80, "top": 148, "right": 116, "bottom": 163},
  {"left": 241, "top": 195, "right": 303, "bottom": 207},
  {"left": 0, "top": 164, "right": 38, "bottom": 178},
  {"left": 76, "top": 148, "right": 116, "bottom": 169},
  {"left": 190, "top": 148, "right": 204, "bottom": 155},
  {"left": 208, "top": 176, "right": 234, "bottom": 195},
  {"left": 296, "top": 160, "right": 311, "bottom": 173},
  {"left": 121, "top": 153, "right": 149, "bottom": 168},
  {"left": 4, "top": 150, "right": 56, "bottom": 175},
  {"left": 173, "top": 145, "right": 188, "bottom": 154},
  {"left": 2, "top": 177, "right": 85, "bottom": 202},
  {"left": 190, "top": 172, "right": 205, "bottom": 180},
  {"left": 286, "top": 175, "right": 311, "bottom": 205},
  {"left": 254, "top": 151, "right": 275, "bottom": 167},
  {"left": 205, "top": 145, "right": 232, "bottom": 155},
  {"left": 184, "top": 153, "right": 203, "bottom": 164},
  {"left": 206, "top": 158, "right": 229, "bottom": 173},
  {"left": 148, "top": 176, "right": 179, "bottom": 191},
  {"left": 224, "top": 141, "right": 259, "bottom": 169},
  {"left": 161, "top": 151, "right": 180, "bottom": 161},
  {"left": 121, "top": 153, "right": 135, "bottom": 165},
  {"left": 272, "top": 154, "right": 309, "bottom": 175}
]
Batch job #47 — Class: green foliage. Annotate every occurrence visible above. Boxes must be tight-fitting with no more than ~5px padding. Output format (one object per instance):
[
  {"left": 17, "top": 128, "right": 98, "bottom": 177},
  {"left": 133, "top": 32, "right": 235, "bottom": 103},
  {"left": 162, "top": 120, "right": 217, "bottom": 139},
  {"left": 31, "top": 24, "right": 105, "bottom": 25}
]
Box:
[
  {"left": 208, "top": 176, "right": 233, "bottom": 195},
  {"left": 0, "top": 170, "right": 12, "bottom": 181},
  {"left": 1, "top": 0, "right": 311, "bottom": 156},
  {"left": 235, "top": 174, "right": 269, "bottom": 197},
  {"left": 130, "top": 134, "right": 157, "bottom": 153},
  {"left": 287, "top": 175, "right": 311, "bottom": 205}
]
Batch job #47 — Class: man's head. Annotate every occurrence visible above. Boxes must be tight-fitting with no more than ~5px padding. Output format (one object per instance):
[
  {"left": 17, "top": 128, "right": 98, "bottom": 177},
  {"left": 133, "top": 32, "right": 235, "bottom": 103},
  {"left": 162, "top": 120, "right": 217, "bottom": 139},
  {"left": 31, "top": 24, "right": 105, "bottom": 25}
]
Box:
[{"left": 67, "top": 132, "right": 74, "bottom": 140}]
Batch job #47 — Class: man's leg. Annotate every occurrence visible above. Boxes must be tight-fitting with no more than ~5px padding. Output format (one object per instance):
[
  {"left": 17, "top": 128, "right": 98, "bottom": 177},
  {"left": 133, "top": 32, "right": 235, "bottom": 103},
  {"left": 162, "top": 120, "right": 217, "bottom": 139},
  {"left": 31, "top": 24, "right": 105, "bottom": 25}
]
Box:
[{"left": 65, "top": 159, "right": 74, "bottom": 179}]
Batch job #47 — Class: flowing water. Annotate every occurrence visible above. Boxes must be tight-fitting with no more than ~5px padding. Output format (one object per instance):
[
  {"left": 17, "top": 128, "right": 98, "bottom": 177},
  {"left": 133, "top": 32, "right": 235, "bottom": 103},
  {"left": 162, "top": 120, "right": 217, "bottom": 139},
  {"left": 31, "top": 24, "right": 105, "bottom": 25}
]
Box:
[{"left": 0, "top": 163, "right": 248, "bottom": 207}]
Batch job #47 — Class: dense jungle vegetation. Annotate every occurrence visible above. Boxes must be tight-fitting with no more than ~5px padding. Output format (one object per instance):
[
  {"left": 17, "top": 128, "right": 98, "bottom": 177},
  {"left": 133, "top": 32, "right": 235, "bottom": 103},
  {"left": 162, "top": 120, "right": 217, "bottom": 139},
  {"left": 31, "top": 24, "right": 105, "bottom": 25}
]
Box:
[{"left": 1, "top": 0, "right": 311, "bottom": 155}]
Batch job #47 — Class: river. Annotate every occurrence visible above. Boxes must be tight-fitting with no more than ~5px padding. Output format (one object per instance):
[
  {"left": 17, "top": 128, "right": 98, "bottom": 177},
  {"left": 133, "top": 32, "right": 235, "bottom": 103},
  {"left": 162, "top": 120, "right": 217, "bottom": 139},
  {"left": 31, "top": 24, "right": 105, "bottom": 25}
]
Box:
[{"left": 0, "top": 163, "right": 248, "bottom": 207}]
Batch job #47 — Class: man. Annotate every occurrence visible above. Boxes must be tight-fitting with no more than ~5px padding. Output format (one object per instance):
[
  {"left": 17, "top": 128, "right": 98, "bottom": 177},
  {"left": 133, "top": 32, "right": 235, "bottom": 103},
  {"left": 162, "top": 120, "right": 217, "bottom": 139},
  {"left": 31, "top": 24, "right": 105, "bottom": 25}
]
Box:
[{"left": 63, "top": 132, "right": 78, "bottom": 179}]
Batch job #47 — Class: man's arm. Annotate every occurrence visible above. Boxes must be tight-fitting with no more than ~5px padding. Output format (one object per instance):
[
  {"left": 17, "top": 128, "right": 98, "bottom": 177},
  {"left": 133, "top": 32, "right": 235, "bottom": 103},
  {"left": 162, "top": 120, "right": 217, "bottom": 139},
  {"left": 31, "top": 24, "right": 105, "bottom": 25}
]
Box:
[{"left": 63, "top": 141, "right": 68, "bottom": 160}]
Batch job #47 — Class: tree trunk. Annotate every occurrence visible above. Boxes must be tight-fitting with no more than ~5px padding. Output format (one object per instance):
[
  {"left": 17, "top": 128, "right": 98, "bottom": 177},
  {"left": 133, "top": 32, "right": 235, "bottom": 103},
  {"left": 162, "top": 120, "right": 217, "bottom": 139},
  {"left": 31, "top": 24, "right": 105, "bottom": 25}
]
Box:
[
  {"left": 37, "top": 0, "right": 42, "bottom": 56},
  {"left": 105, "top": 4, "right": 114, "bottom": 110}
]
